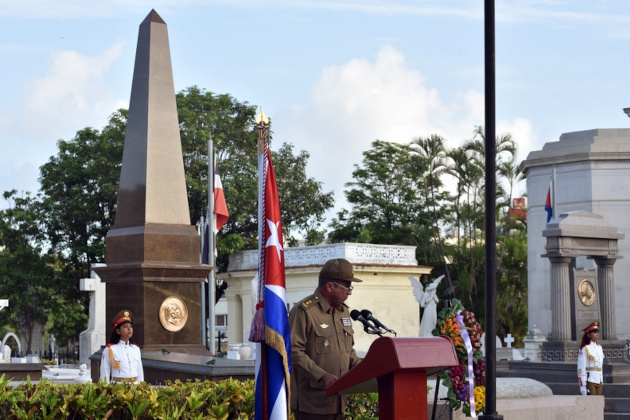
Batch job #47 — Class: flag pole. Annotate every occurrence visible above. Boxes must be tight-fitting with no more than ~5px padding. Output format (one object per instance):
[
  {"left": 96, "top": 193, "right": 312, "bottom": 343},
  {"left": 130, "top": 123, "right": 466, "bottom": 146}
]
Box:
[
  {"left": 208, "top": 138, "right": 217, "bottom": 354},
  {"left": 255, "top": 108, "right": 268, "bottom": 316},
  {"left": 200, "top": 215, "right": 207, "bottom": 348},
  {"left": 253, "top": 108, "right": 291, "bottom": 420},
  {"left": 256, "top": 108, "right": 270, "bottom": 420},
  {"left": 552, "top": 164, "right": 556, "bottom": 220}
]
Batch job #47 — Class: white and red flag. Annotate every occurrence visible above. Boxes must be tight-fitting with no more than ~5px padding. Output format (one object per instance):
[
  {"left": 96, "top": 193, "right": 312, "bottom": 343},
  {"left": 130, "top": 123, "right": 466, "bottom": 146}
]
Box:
[
  {"left": 213, "top": 164, "right": 229, "bottom": 233},
  {"left": 202, "top": 163, "right": 229, "bottom": 264}
]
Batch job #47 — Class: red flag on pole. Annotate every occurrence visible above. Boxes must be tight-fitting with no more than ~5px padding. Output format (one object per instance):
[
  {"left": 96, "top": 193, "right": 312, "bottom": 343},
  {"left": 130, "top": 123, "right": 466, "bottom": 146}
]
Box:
[
  {"left": 214, "top": 164, "right": 229, "bottom": 232},
  {"left": 201, "top": 163, "right": 229, "bottom": 265}
]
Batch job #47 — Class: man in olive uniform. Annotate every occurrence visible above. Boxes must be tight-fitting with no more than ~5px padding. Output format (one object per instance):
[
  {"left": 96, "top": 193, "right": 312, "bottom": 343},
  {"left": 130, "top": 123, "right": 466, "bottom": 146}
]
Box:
[{"left": 289, "top": 258, "right": 363, "bottom": 420}]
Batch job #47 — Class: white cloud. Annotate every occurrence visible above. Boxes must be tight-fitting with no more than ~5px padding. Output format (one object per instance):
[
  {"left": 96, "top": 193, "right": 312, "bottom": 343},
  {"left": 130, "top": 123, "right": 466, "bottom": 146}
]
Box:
[
  {"left": 274, "top": 45, "right": 535, "bottom": 219},
  {"left": 0, "top": 161, "right": 39, "bottom": 196},
  {"left": 497, "top": 117, "right": 536, "bottom": 164},
  {"left": 0, "top": 41, "right": 127, "bottom": 204},
  {"left": 10, "top": 41, "right": 126, "bottom": 142}
]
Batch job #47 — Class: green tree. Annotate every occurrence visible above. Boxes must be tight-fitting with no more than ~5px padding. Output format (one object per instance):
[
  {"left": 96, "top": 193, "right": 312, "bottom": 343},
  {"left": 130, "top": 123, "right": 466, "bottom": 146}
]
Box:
[
  {"left": 0, "top": 191, "right": 86, "bottom": 353},
  {"left": 176, "top": 86, "right": 334, "bottom": 268},
  {"left": 328, "top": 140, "right": 428, "bottom": 250},
  {"left": 39, "top": 110, "right": 126, "bottom": 281},
  {"left": 327, "top": 128, "right": 527, "bottom": 341},
  {"left": 272, "top": 144, "right": 334, "bottom": 246},
  {"left": 176, "top": 86, "right": 259, "bottom": 237},
  {"left": 443, "top": 128, "right": 526, "bottom": 336},
  {"left": 37, "top": 87, "right": 333, "bottom": 277},
  {"left": 496, "top": 231, "right": 528, "bottom": 343},
  {"left": 409, "top": 134, "right": 455, "bottom": 294},
  {"left": 497, "top": 158, "right": 526, "bottom": 241}
]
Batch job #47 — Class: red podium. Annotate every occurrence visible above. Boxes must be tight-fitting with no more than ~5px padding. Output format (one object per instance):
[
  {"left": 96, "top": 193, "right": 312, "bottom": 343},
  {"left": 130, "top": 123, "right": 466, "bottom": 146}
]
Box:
[{"left": 327, "top": 336, "right": 457, "bottom": 420}]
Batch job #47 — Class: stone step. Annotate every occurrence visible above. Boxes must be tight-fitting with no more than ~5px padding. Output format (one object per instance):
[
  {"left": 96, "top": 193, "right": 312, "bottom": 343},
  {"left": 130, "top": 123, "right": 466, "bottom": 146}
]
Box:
[
  {"left": 606, "top": 398, "right": 630, "bottom": 413},
  {"left": 501, "top": 361, "right": 630, "bottom": 416},
  {"left": 501, "top": 361, "right": 630, "bottom": 385},
  {"left": 605, "top": 413, "right": 630, "bottom": 420},
  {"left": 548, "top": 382, "right": 630, "bottom": 398},
  {"left": 546, "top": 383, "right": 630, "bottom": 399},
  {"left": 499, "top": 369, "right": 576, "bottom": 383}
]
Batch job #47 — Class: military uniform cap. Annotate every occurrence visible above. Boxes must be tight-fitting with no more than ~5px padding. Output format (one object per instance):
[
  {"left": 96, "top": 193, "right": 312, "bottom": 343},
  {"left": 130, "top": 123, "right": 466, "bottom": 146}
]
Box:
[
  {"left": 112, "top": 309, "right": 134, "bottom": 329},
  {"left": 319, "top": 258, "right": 363, "bottom": 282},
  {"left": 583, "top": 320, "right": 599, "bottom": 334}
]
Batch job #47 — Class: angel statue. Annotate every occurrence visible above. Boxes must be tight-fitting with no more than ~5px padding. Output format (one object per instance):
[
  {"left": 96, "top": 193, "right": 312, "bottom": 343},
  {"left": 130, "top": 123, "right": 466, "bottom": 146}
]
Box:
[{"left": 409, "top": 275, "right": 444, "bottom": 337}]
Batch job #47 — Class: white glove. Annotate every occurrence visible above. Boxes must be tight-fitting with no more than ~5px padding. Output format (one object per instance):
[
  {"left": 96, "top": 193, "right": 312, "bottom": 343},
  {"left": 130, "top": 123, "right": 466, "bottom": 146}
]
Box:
[{"left": 580, "top": 386, "right": 587, "bottom": 396}]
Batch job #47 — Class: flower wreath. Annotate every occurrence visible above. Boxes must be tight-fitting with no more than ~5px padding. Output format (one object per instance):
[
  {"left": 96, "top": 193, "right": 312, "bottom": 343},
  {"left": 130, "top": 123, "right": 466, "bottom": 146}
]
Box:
[{"left": 432, "top": 299, "right": 485, "bottom": 417}]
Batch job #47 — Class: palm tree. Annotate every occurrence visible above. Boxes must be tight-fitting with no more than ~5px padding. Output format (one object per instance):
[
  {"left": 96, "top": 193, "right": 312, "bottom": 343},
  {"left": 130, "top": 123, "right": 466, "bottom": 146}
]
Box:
[
  {"left": 462, "top": 126, "right": 517, "bottom": 171},
  {"left": 409, "top": 134, "right": 455, "bottom": 296}
]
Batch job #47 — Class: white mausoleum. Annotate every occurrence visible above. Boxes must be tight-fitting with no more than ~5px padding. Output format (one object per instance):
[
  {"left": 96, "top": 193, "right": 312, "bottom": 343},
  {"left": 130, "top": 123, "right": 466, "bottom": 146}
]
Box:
[
  {"left": 218, "top": 242, "right": 432, "bottom": 354},
  {"left": 522, "top": 129, "right": 630, "bottom": 340}
]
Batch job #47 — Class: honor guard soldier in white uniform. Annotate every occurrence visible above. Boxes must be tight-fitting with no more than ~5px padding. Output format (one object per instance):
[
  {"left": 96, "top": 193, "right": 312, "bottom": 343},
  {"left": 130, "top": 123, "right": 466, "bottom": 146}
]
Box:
[
  {"left": 100, "top": 309, "right": 144, "bottom": 384},
  {"left": 577, "top": 320, "right": 604, "bottom": 395}
]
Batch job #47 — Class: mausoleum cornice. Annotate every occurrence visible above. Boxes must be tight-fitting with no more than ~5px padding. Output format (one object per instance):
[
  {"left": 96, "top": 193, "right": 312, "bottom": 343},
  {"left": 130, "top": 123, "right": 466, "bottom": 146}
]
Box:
[{"left": 225, "top": 243, "right": 426, "bottom": 272}]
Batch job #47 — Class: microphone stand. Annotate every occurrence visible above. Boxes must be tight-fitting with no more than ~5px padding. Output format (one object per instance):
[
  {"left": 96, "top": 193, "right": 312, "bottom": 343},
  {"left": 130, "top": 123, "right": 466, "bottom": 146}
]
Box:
[{"left": 364, "top": 326, "right": 383, "bottom": 336}]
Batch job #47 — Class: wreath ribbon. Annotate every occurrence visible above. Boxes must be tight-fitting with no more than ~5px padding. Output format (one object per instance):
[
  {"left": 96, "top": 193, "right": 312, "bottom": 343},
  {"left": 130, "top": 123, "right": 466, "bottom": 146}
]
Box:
[{"left": 456, "top": 310, "right": 476, "bottom": 417}]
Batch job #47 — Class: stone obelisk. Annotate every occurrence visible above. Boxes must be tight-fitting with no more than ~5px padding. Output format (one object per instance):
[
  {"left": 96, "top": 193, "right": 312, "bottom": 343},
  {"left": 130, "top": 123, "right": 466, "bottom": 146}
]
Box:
[{"left": 95, "top": 10, "right": 211, "bottom": 354}]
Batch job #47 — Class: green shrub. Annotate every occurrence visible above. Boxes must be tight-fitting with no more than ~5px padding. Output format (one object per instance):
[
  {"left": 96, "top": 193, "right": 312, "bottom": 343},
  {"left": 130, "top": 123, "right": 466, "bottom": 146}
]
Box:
[{"left": 0, "top": 374, "right": 381, "bottom": 419}]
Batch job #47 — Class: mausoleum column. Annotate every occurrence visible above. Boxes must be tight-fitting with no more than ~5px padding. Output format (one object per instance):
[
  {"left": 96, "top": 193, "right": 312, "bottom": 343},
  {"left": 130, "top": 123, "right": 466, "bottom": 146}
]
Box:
[
  {"left": 549, "top": 256, "right": 572, "bottom": 341},
  {"left": 225, "top": 292, "right": 243, "bottom": 348},
  {"left": 594, "top": 257, "right": 617, "bottom": 340}
]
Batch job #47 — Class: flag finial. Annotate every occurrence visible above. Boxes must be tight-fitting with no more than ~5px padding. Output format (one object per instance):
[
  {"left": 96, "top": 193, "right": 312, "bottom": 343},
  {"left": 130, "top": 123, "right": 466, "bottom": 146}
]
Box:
[{"left": 256, "top": 108, "right": 269, "bottom": 125}]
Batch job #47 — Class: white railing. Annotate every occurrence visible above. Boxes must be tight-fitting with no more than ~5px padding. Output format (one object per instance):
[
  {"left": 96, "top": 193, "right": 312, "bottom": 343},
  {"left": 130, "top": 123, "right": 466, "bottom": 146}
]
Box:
[{"left": 227, "top": 242, "right": 418, "bottom": 271}]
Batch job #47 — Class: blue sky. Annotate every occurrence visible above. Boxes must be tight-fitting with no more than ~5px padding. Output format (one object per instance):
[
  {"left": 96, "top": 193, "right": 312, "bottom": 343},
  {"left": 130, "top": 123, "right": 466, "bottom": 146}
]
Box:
[{"left": 1, "top": 1, "right": 630, "bottom": 220}]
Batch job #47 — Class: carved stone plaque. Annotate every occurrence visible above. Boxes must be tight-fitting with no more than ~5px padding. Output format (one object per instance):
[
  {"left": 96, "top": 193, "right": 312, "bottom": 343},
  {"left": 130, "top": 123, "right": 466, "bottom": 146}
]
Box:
[
  {"left": 159, "top": 297, "right": 188, "bottom": 332},
  {"left": 578, "top": 279, "right": 596, "bottom": 306},
  {"left": 572, "top": 268, "right": 600, "bottom": 339}
]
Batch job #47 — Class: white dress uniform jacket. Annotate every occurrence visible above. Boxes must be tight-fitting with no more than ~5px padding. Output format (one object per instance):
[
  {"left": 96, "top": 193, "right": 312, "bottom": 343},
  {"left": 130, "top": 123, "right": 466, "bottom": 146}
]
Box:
[
  {"left": 100, "top": 341, "right": 144, "bottom": 383},
  {"left": 577, "top": 341, "right": 604, "bottom": 386}
]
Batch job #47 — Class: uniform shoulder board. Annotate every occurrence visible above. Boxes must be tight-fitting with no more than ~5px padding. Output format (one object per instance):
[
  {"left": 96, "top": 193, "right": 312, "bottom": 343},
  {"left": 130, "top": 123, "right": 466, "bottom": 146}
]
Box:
[
  {"left": 106, "top": 343, "right": 115, "bottom": 348},
  {"left": 301, "top": 295, "right": 318, "bottom": 309}
]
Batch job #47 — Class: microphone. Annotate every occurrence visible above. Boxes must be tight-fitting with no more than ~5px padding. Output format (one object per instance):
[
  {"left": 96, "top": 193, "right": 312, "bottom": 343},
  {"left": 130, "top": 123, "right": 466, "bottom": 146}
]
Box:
[
  {"left": 350, "top": 309, "right": 380, "bottom": 335},
  {"left": 361, "top": 309, "right": 396, "bottom": 335}
]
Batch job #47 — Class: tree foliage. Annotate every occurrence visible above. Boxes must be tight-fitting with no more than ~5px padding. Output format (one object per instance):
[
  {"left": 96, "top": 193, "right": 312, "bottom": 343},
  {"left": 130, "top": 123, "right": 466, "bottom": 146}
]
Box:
[
  {"left": 0, "top": 87, "right": 334, "bottom": 349},
  {"left": 0, "top": 191, "right": 87, "bottom": 353},
  {"left": 176, "top": 86, "right": 334, "bottom": 268},
  {"left": 329, "top": 140, "right": 428, "bottom": 247},
  {"left": 2, "top": 81, "right": 529, "bottom": 350},
  {"left": 328, "top": 128, "right": 527, "bottom": 341},
  {"left": 39, "top": 111, "right": 126, "bottom": 283}
]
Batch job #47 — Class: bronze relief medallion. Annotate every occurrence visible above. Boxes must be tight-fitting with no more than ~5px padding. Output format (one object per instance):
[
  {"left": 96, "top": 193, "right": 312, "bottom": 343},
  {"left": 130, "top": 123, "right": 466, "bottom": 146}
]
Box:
[
  {"left": 578, "top": 279, "right": 595, "bottom": 307},
  {"left": 159, "top": 297, "right": 188, "bottom": 332}
]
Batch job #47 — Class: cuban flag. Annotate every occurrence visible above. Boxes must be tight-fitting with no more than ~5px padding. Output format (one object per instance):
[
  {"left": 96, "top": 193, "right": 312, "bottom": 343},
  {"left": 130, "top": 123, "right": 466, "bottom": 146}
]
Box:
[
  {"left": 544, "top": 181, "right": 553, "bottom": 223},
  {"left": 254, "top": 146, "right": 291, "bottom": 420}
]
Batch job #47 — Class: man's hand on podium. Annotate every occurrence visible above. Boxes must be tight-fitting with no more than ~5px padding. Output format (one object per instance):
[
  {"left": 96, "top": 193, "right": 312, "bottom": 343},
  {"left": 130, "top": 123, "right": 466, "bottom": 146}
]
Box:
[{"left": 320, "top": 373, "right": 338, "bottom": 388}]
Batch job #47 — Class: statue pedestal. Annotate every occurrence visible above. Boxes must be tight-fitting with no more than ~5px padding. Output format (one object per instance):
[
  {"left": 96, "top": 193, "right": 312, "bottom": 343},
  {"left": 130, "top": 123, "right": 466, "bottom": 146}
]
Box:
[{"left": 542, "top": 340, "right": 626, "bottom": 361}]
